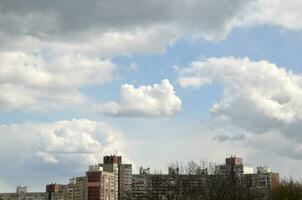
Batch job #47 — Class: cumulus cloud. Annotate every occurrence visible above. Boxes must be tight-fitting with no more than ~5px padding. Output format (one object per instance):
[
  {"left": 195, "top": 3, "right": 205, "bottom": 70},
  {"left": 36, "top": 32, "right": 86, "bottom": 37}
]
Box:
[
  {"left": 0, "top": 0, "right": 251, "bottom": 112},
  {"left": 33, "top": 119, "right": 125, "bottom": 164},
  {"left": 0, "top": 119, "right": 128, "bottom": 190},
  {"left": 0, "top": 0, "right": 254, "bottom": 57},
  {"left": 1, "top": 0, "right": 301, "bottom": 113},
  {"left": 101, "top": 79, "right": 182, "bottom": 117},
  {"left": 242, "top": 0, "right": 302, "bottom": 31},
  {"left": 0, "top": 52, "right": 115, "bottom": 110},
  {"left": 178, "top": 57, "right": 302, "bottom": 159},
  {"left": 1, "top": 0, "right": 302, "bottom": 58}
]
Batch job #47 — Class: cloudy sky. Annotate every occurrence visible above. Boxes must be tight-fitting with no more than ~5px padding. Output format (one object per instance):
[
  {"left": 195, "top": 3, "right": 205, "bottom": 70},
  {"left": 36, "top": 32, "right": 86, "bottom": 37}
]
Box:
[{"left": 1, "top": 0, "right": 302, "bottom": 192}]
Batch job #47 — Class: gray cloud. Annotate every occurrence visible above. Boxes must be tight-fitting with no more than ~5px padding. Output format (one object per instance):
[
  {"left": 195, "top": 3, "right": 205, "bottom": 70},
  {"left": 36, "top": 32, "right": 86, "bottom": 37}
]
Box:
[
  {"left": 213, "top": 134, "right": 246, "bottom": 142},
  {"left": 0, "top": 0, "right": 254, "bottom": 57},
  {"left": 0, "top": 0, "right": 251, "bottom": 38},
  {"left": 1, "top": 0, "right": 301, "bottom": 64}
]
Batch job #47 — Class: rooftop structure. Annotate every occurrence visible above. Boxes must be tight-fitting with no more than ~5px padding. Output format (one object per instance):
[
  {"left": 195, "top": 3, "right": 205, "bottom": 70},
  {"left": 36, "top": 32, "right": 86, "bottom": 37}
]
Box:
[{"left": 139, "top": 167, "right": 150, "bottom": 175}]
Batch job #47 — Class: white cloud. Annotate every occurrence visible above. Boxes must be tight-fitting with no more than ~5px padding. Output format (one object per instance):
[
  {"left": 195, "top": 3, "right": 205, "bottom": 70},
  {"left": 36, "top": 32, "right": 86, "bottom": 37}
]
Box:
[
  {"left": 178, "top": 57, "right": 302, "bottom": 159},
  {"left": 0, "top": 119, "right": 129, "bottom": 191},
  {"left": 1, "top": 1, "right": 301, "bottom": 114},
  {"left": 33, "top": 119, "right": 124, "bottom": 164},
  {"left": 179, "top": 57, "right": 302, "bottom": 125},
  {"left": 63, "top": 27, "right": 180, "bottom": 57},
  {"left": 0, "top": 52, "right": 115, "bottom": 110},
  {"left": 241, "top": 0, "right": 302, "bottom": 31},
  {"left": 101, "top": 79, "right": 182, "bottom": 117}
]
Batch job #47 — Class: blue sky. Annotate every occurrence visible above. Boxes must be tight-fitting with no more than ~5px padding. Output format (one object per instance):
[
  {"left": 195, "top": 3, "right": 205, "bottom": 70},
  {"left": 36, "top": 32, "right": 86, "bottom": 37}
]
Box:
[
  {"left": 1, "top": 0, "right": 302, "bottom": 192},
  {"left": 3, "top": 25, "right": 300, "bottom": 124}
]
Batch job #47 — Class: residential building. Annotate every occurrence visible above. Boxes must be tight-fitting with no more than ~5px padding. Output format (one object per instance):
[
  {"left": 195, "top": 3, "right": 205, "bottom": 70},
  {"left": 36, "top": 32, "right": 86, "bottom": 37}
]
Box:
[
  {"left": 215, "top": 155, "right": 245, "bottom": 175},
  {"left": 0, "top": 186, "right": 46, "bottom": 200},
  {"left": 246, "top": 166, "right": 279, "bottom": 190},
  {"left": 100, "top": 156, "right": 119, "bottom": 200},
  {"left": 67, "top": 177, "right": 86, "bottom": 200},
  {"left": 131, "top": 156, "right": 280, "bottom": 199},
  {"left": 86, "top": 164, "right": 115, "bottom": 200},
  {"left": 139, "top": 167, "right": 150, "bottom": 175},
  {"left": 46, "top": 183, "right": 68, "bottom": 200},
  {"left": 118, "top": 164, "right": 132, "bottom": 200},
  {"left": 131, "top": 167, "right": 151, "bottom": 199},
  {"left": 100, "top": 155, "right": 132, "bottom": 200}
]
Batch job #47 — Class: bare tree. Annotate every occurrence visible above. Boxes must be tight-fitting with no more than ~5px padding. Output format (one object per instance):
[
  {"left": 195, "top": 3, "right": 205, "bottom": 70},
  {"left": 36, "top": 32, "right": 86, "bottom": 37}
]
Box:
[{"left": 143, "top": 160, "right": 267, "bottom": 200}]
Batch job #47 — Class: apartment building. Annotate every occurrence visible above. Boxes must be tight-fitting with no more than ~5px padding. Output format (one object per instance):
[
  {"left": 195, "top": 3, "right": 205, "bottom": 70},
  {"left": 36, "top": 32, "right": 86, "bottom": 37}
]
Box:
[
  {"left": 86, "top": 164, "right": 115, "bottom": 200},
  {"left": 100, "top": 155, "right": 132, "bottom": 200},
  {"left": 66, "top": 177, "right": 86, "bottom": 200},
  {"left": 0, "top": 186, "right": 46, "bottom": 200},
  {"left": 46, "top": 184, "right": 68, "bottom": 200}
]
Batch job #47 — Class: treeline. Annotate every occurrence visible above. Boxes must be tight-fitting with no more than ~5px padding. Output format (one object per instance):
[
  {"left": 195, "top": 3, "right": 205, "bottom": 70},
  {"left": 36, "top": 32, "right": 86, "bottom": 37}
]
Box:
[
  {"left": 144, "top": 180, "right": 302, "bottom": 200},
  {"left": 270, "top": 180, "right": 302, "bottom": 200},
  {"left": 126, "top": 161, "right": 302, "bottom": 200}
]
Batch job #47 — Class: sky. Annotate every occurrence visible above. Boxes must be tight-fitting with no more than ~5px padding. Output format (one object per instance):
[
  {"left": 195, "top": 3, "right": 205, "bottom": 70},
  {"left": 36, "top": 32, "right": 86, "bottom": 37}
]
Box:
[{"left": 1, "top": 0, "right": 302, "bottom": 192}]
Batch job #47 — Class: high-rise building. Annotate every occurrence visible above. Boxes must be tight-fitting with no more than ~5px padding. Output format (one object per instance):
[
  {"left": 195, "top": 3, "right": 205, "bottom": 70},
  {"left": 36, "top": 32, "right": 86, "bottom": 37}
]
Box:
[
  {"left": 226, "top": 156, "right": 243, "bottom": 166},
  {"left": 216, "top": 155, "right": 255, "bottom": 175},
  {"left": 67, "top": 177, "right": 86, "bottom": 200},
  {"left": 246, "top": 166, "right": 279, "bottom": 190},
  {"left": 46, "top": 183, "right": 68, "bottom": 200},
  {"left": 100, "top": 155, "right": 132, "bottom": 200},
  {"left": 101, "top": 156, "right": 120, "bottom": 200},
  {"left": 118, "top": 164, "right": 132, "bottom": 200},
  {"left": 103, "top": 156, "right": 122, "bottom": 165},
  {"left": 86, "top": 164, "right": 115, "bottom": 200}
]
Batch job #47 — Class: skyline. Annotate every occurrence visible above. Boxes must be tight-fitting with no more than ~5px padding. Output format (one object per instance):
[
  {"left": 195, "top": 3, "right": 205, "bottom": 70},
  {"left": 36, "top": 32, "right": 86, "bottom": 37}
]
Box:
[
  {"left": 0, "top": 154, "right": 280, "bottom": 200},
  {"left": 1, "top": 0, "right": 302, "bottom": 192},
  {"left": 0, "top": 154, "right": 278, "bottom": 193}
]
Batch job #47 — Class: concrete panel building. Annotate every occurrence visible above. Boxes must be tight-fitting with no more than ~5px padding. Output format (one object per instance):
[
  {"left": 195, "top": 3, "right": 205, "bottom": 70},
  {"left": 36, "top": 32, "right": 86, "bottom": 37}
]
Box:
[
  {"left": 86, "top": 164, "right": 115, "bottom": 200},
  {"left": 100, "top": 155, "right": 132, "bottom": 200},
  {"left": 0, "top": 186, "right": 46, "bottom": 200},
  {"left": 67, "top": 177, "right": 86, "bottom": 200},
  {"left": 46, "top": 184, "right": 68, "bottom": 200}
]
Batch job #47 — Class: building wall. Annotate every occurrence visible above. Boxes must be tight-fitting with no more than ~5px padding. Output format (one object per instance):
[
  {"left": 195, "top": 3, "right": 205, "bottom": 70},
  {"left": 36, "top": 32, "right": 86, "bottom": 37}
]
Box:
[
  {"left": 131, "top": 174, "right": 149, "bottom": 199},
  {"left": 118, "top": 164, "right": 132, "bottom": 200},
  {"left": 131, "top": 172, "right": 280, "bottom": 198},
  {"left": 101, "top": 163, "right": 119, "bottom": 200},
  {"left": 67, "top": 177, "right": 86, "bottom": 200},
  {"left": 101, "top": 155, "right": 132, "bottom": 200},
  {"left": 226, "top": 156, "right": 243, "bottom": 166},
  {"left": 245, "top": 172, "right": 280, "bottom": 190},
  {"left": 0, "top": 192, "right": 46, "bottom": 200},
  {"left": 101, "top": 171, "right": 115, "bottom": 200},
  {"left": 103, "top": 156, "right": 121, "bottom": 165},
  {"left": 86, "top": 171, "right": 101, "bottom": 200},
  {"left": 46, "top": 184, "right": 67, "bottom": 200},
  {"left": 86, "top": 167, "right": 115, "bottom": 200}
]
